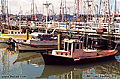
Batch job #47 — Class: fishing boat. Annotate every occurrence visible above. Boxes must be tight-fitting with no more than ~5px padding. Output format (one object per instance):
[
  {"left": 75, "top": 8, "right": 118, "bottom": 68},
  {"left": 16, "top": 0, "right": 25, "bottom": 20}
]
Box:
[
  {"left": 17, "top": 32, "right": 63, "bottom": 51},
  {"left": 0, "top": 30, "right": 31, "bottom": 44},
  {"left": 41, "top": 39, "right": 118, "bottom": 65}
]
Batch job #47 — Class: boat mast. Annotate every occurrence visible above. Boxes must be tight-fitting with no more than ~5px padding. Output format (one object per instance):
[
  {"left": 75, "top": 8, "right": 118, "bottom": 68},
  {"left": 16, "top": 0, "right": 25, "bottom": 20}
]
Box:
[
  {"left": 74, "top": 0, "right": 76, "bottom": 20},
  {"left": 62, "top": 0, "right": 65, "bottom": 22},
  {"left": 31, "top": 0, "right": 35, "bottom": 21},
  {"left": 35, "top": 3, "right": 37, "bottom": 21},
  {"left": 1, "top": 0, "right": 7, "bottom": 31},
  {"left": 65, "top": 0, "right": 67, "bottom": 21},
  {"left": 114, "top": 0, "right": 116, "bottom": 18},
  {"left": 99, "top": 0, "right": 102, "bottom": 15},
  {"left": 80, "top": 0, "right": 82, "bottom": 21},
  {"left": 108, "top": 0, "right": 110, "bottom": 34},
  {"left": 59, "top": 0, "right": 62, "bottom": 22},
  {"left": 42, "top": 2, "right": 44, "bottom": 21},
  {"left": 108, "top": 0, "right": 112, "bottom": 49},
  {"left": 86, "top": 0, "right": 89, "bottom": 50},
  {"left": 19, "top": 7, "right": 22, "bottom": 30},
  {"left": 43, "top": 1, "right": 51, "bottom": 34},
  {"left": 6, "top": 0, "right": 9, "bottom": 29},
  {"left": 77, "top": 0, "right": 79, "bottom": 19},
  {"left": 114, "top": 0, "right": 117, "bottom": 23},
  {"left": 113, "top": 0, "right": 117, "bottom": 33}
]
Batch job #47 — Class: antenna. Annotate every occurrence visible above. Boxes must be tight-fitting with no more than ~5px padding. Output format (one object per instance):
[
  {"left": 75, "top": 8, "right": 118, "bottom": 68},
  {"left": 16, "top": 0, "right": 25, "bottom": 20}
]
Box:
[{"left": 59, "top": 0, "right": 62, "bottom": 22}]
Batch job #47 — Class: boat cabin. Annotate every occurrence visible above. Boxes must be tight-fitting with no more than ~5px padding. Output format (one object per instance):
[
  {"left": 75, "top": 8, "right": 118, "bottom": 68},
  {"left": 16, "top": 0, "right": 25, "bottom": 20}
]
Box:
[
  {"left": 52, "top": 39, "right": 84, "bottom": 58},
  {"left": 52, "top": 39, "right": 98, "bottom": 58},
  {"left": 31, "top": 32, "right": 55, "bottom": 40},
  {"left": 8, "top": 30, "right": 22, "bottom": 34}
]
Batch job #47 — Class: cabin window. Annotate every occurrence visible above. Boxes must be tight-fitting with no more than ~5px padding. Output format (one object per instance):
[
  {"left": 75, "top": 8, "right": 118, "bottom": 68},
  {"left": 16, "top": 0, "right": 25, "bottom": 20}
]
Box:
[
  {"left": 69, "top": 43, "right": 71, "bottom": 55},
  {"left": 65, "top": 53, "right": 68, "bottom": 56},
  {"left": 18, "top": 32, "right": 20, "bottom": 34},
  {"left": 57, "top": 53, "right": 58, "bottom": 55},
  {"left": 15, "top": 32, "right": 17, "bottom": 34},
  {"left": 76, "top": 44, "right": 79, "bottom": 49},
  {"left": 65, "top": 42, "right": 67, "bottom": 51},
  {"left": 61, "top": 53, "right": 63, "bottom": 55},
  {"left": 11, "top": 31, "right": 13, "bottom": 34},
  {"left": 81, "top": 43, "right": 82, "bottom": 49},
  {"left": 69, "top": 43, "right": 71, "bottom": 50},
  {"left": 73, "top": 43, "right": 75, "bottom": 52}
]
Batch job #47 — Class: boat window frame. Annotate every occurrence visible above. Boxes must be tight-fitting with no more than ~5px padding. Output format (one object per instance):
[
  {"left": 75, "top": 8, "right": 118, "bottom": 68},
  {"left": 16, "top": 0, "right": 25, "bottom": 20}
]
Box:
[
  {"left": 69, "top": 43, "right": 71, "bottom": 55},
  {"left": 76, "top": 44, "right": 79, "bottom": 49},
  {"left": 68, "top": 43, "right": 71, "bottom": 50},
  {"left": 65, "top": 42, "right": 68, "bottom": 51},
  {"left": 73, "top": 43, "right": 75, "bottom": 53},
  {"left": 81, "top": 43, "right": 82, "bottom": 49},
  {"left": 11, "top": 31, "right": 13, "bottom": 34}
]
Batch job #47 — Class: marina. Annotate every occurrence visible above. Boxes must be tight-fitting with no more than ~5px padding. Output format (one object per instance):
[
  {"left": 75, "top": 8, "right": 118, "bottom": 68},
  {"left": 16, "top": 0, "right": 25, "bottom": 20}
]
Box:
[{"left": 0, "top": 0, "right": 120, "bottom": 79}]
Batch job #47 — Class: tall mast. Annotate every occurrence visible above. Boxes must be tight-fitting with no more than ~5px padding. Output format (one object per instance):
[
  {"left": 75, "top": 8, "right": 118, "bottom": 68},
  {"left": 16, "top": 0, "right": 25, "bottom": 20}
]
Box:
[
  {"left": 65, "top": 0, "right": 67, "bottom": 21},
  {"left": 43, "top": 1, "right": 51, "bottom": 33},
  {"left": 99, "top": 0, "right": 102, "bottom": 15},
  {"left": 62, "top": 0, "right": 65, "bottom": 22},
  {"left": 35, "top": 3, "right": 37, "bottom": 20},
  {"left": 115, "top": 0, "right": 116, "bottom": 15},
  {"left": 31, "top": 0, "right": 35, "bottom": 21},
  {"left": 7, "top": 0, "right": 9, "bottom": 29},
  {"left": 108, "top": 0, "right": 110, "bottom": 34},
  {"left": 42, "top": 1, "right": 44, "bottom": 21},
  {"left": 114, "top": 0, "right": 117, "bottom": 22},
  {"left": 80, "top": 0, "right": 82, "bottom": 21},
  {"left": 59, "top": 0, "right": 62, "bottom": 22},
  {"left": 77, "top": 0, "right": 79, "bottom": 19},
  {"left": 19, "top": 7, "right": 22, "bottom": 30},
  {"left": 1, "top": 0, "right": 7, "bottom": 30},
  {"left": 74, "top": 0, "right": 76, "bottom": 20}
]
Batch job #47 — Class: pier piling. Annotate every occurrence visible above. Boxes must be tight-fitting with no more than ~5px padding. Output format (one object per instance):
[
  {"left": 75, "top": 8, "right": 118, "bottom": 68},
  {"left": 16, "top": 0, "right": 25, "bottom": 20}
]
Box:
[
  {"left": 26, "top": 29, "right": 29, "bottom": 40},
  {"left": 58, "top": 32, "right": 62, "bottom": 50}
]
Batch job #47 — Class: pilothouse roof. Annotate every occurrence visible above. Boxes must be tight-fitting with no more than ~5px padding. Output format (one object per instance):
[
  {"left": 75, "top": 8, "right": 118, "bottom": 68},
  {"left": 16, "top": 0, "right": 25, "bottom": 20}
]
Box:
[
  {"left": 64, "top": 39, "right": 83, "bottom": 43},
  {"left": 31, "top": 32, "right": 52, "bottom": 36}
]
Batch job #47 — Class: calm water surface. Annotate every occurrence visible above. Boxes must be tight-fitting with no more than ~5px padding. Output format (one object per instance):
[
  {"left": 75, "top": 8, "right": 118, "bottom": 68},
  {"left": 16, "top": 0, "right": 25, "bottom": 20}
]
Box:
[{"left": 0, "top": 44, "right": 120, "bottom": 79}]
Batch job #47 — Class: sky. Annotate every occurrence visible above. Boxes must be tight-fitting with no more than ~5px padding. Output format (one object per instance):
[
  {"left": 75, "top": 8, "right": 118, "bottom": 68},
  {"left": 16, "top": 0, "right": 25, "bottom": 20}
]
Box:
[{"left": 1, "top": 0, "right": 120, "bottom": 15}]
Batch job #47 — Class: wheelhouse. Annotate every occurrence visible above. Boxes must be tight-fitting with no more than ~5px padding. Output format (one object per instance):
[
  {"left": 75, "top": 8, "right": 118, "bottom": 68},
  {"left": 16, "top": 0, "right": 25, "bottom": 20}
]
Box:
[{"left": 52, "top": 39, "right": 84, "bottom": 58}]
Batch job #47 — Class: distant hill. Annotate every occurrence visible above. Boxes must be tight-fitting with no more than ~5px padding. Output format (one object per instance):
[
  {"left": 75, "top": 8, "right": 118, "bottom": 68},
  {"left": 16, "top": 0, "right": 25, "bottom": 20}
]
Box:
[{"left": 0, "top": 13, "right": 74, "bottom": 21}]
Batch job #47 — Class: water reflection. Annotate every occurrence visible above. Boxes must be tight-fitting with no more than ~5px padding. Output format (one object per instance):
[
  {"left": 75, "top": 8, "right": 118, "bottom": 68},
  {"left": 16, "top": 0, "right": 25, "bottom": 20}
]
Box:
[
  {"left": 0, "top": 46, "right": 18, "bottom": 76},
  {"left": 0, "top": 44, "right": 120, "bottom": 79},
  {"left": 13, "top": 52, "right": 44, "bottom": 66},
  {"left": 39, "top": 58, "right": 120, "bottom": 79},
  {"left": 0, "top": 45, "right": 45, "bottom": 79},
  {"left": 115, "top": 53, "right": 120, "bottom": 63}
]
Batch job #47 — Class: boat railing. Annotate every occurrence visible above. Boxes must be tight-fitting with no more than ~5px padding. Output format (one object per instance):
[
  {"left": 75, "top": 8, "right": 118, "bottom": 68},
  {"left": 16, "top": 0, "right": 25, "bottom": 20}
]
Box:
[{"left": 52, "top": 50, "right": 71, "bottom": 57}]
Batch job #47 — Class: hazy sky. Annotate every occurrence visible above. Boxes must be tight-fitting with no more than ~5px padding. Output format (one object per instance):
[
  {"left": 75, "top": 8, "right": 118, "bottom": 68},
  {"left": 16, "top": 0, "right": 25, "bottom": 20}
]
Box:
[{"left": 2, "top": 0, "right": 120, "bottom": 15}]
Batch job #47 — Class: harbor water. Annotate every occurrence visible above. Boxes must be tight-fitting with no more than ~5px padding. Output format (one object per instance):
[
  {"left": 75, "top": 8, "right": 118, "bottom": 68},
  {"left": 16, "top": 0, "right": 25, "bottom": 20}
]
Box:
[{"left": 0, "top": 43, "right": 120, "bottom": 79}]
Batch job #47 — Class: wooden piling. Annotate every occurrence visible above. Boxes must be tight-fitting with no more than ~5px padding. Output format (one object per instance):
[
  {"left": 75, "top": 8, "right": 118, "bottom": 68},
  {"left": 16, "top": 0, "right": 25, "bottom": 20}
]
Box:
[
  {"left": 26, "top": 29, "right": 29, "bottom": 40},
  {"left": 86, "top": 33, "right": 88, "bottom": 50},
  {"left": 58, "top": 32, "right": 62, "bottom": 50}
]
